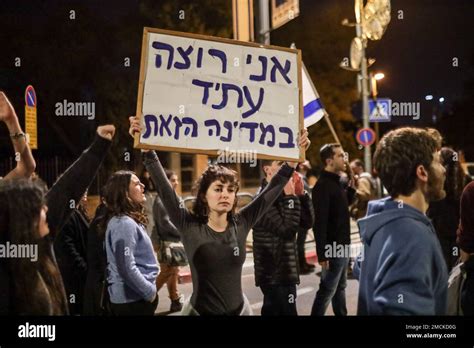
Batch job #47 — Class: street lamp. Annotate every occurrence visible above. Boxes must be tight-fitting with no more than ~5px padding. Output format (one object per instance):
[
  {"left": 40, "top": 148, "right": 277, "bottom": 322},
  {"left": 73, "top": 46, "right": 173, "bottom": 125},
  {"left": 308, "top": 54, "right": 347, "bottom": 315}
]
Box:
[
  {"left": 342, "top": 0, "right": 391, "bottom": 174},
  {"left": 370, "top": 72, "right": 385, "bottom": 143},
  {"left": 425, "top": 95, "right": 446, "bottom": 124},
  {"left": 370, "top": 72, "right": 385, "bottom": 98},
  {"left": 374, "top": 72, "right": 385, "bottom": 80}
]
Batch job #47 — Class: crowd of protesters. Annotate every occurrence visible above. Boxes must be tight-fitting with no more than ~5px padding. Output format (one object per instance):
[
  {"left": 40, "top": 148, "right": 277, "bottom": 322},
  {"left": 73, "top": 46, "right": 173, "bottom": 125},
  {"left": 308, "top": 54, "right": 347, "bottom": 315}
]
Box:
[{"left": 0, "top": 90, "right": 473, "bottom": 316}]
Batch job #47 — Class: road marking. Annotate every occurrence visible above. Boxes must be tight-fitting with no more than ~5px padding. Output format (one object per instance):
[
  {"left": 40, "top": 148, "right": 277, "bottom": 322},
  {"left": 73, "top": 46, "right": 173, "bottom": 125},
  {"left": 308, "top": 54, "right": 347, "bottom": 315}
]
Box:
[
  {"left": 250, "top": 286, "right": 314, "bottom": 310},
  {"left": 296, "top": 286, "right": 314, "bottom": 296},
  {"left": 243, "top": 259, "right": 254, "bottom": 268}
]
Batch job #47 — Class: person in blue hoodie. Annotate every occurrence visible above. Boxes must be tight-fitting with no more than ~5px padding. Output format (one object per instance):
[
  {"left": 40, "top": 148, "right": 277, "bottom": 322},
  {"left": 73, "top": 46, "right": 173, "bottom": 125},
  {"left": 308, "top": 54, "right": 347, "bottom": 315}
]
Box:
[{"left": 356, "top": 127, "right": 448, "bottom": 315}]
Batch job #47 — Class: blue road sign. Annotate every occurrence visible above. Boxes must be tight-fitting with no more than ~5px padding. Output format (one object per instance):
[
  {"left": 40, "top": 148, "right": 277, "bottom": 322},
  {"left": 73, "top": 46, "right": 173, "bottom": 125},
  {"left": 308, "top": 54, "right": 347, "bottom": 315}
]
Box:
[
  {"left": 356, "top": 128, "right": 376, "bottom": 147},
  {"left": 25, "top": 85, "right": 36, "bottom": 107},
  {"left": 369, "top": 98, "right": 391, "bottom": 122}
]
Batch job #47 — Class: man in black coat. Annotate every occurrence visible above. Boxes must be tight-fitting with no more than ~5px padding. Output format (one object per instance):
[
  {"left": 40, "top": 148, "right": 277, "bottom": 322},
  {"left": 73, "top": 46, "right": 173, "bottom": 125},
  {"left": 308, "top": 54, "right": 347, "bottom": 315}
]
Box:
[
  {"left": 311, "top": 144, "right": 355, "bottom": 316},
  {"left": 54, "top": 193, "right": 90, "bottom": 315},
  {"left": 253, "top": 160, "right": 314, "bottom": 315}
]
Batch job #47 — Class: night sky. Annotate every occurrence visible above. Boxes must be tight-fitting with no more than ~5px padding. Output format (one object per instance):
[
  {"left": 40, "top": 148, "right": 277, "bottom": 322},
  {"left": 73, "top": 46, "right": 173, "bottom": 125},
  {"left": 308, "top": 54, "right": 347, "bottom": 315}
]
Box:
[{"left": 271, "top": 0, "right": 474, "bottom": 126}]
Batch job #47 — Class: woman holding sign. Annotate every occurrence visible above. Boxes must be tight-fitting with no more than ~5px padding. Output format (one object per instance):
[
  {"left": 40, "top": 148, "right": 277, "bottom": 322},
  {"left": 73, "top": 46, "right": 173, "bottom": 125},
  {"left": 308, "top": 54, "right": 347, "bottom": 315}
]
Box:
[{"left": 129, "top": 116, "right": 310, "bottom": 315}]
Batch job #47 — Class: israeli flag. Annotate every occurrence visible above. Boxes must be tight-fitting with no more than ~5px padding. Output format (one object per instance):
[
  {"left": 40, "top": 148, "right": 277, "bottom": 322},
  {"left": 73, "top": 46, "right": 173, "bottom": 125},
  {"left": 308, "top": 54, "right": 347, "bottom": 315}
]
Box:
[{"left": 302, "top": 63, "right": 326, "bottom": 128}]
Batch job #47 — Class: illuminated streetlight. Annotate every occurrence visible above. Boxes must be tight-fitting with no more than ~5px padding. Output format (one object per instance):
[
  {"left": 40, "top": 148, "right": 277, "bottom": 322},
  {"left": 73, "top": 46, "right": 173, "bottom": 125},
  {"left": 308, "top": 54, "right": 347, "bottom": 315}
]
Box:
[
  {"left": 425, "top": 95, "right": 434, "bottom": 101},
  {"left": 370, "top": 72, "right": 385, "bottom": 98},
  {"left": 374, "top": 72, "right": 385, "bottom": 80},
  {"left": 439, "top": 97, "right": 445, "bottom": 103}
]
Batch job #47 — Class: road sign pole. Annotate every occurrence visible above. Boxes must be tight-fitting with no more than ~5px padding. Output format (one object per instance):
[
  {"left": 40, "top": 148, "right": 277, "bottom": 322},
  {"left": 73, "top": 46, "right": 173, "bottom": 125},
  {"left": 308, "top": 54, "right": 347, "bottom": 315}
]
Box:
[
  {"left": 258, "top": 0, "right": 271, "bottom": 45},
  {"left": 355, "top": 0, "right": 372, "bottom": 173}
]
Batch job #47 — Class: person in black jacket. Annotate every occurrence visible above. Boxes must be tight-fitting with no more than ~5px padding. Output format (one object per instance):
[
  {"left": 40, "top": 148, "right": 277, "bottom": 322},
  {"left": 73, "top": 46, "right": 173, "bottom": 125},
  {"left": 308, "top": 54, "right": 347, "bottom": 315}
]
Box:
[
  {"left": 253, "top": 160, "right": 314, "bottom": 315},
  {"left": 83, "top": 200, "right": 108, "bottom": 315},
  {"left": 311, "top": 143, "right": 355, "bottom": 316},
  {"left": 152, "top": 170, "right": 186, "bottom": 313},
  {"left": 0, "top": 125, "right": 114, "bottom": 315},
  {"left": 54, "top": 192, "right": 91, "bottom": 315}
]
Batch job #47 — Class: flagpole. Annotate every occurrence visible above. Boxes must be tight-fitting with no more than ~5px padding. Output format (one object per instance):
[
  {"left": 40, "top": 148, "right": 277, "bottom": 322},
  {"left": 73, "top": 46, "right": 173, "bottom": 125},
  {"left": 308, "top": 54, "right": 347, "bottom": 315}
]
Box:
[
  {"left": 301, "top": 62, "right": 341, "bottom": 145},
  {"left": 323, "top": 112, "right": 341, "bottom": 145}
]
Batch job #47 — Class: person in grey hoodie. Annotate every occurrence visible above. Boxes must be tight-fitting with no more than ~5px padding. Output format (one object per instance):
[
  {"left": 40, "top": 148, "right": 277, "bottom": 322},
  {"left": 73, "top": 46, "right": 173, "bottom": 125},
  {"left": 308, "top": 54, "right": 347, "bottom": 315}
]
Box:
[{"left": 356, "top": 127, "right": 448, "bottom": 315}]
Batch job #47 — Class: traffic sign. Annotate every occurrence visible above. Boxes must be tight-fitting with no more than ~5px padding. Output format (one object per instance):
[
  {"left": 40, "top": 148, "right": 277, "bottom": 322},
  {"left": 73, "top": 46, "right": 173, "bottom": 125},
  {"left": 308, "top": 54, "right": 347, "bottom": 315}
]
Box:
[
  {"left": 356, "top": 128, "right": 376, "bottom": 147},
  {"left": 369, "top": 98, "right": 391, "bottom": 122},
  {"left": 272, "top": 0, "right": 299, "bottom": 30},
  {"left": 25, "top": 85, "right": 37, "bottom": 107},
  {"left": 24, "top": 85, "right": 38, "bottom": 149}
]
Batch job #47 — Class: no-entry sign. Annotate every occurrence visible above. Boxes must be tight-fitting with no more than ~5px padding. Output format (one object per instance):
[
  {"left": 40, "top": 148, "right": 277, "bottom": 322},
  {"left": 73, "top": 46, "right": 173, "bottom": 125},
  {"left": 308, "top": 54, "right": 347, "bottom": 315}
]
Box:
[{"left": 356, "top": 127, "right": 376, "bottom": 147}]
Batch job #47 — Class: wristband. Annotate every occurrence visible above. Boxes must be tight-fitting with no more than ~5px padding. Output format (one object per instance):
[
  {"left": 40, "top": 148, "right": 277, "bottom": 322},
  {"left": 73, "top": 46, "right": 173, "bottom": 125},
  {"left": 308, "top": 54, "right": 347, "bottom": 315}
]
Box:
[{"left": 10, "top": 132, "right": 26, "bottom": 140}]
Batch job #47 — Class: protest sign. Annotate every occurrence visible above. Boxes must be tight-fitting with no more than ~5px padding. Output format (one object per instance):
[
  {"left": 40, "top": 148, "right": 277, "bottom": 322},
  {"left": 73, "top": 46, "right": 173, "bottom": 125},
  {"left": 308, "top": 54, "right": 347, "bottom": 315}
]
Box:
[{"left": 134, "top": 27, "right": 303, "bottom": 161}]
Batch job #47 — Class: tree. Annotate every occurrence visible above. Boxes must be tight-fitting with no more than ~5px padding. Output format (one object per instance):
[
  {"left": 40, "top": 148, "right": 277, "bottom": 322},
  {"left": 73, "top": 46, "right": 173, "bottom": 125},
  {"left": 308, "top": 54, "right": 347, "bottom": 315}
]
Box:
[{"left": 271, "top": 0, "right": 360, "bottom": 170}]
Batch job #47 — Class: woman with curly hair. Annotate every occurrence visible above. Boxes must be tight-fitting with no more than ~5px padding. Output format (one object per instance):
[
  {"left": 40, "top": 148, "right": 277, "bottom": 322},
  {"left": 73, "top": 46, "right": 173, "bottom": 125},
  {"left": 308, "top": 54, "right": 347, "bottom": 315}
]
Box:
[
  {"left": 102, "top": 171, "right": 159, "bottom": 316},
  {"left": 129, "top": 116, "right": 310, "bottom": 315}
]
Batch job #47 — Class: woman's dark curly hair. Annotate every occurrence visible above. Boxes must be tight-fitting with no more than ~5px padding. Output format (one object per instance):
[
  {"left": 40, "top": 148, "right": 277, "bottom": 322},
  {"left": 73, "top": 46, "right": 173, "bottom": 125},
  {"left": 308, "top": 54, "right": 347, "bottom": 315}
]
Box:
[
  {"left": 440, "top": 147, "right": 468, "bottom": 202},
  {"left": 192, "top": 165, "right": 240, "bottom": 224},
  {"left": 374, "top": 127, "right": 439, "bottom": 198},
  {"left": 99, "top": 170, "right": 148, "bottom": 237},
  {"left": 0, "top": 179, "right": 68, "bottom": 315}
]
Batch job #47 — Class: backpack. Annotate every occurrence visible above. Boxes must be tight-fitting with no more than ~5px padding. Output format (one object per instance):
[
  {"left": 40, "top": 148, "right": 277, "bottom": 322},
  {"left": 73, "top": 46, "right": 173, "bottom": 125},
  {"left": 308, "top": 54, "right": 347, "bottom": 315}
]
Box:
[{"left": 447, "top": 260, "right": 467, "bottom": 315}]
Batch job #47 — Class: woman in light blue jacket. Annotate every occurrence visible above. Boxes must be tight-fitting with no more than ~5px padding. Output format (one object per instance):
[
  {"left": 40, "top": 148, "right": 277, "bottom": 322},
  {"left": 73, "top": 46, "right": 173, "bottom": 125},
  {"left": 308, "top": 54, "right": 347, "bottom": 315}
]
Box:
[{"left": 102, "top": 170, "right": 159, "bottom": 316}]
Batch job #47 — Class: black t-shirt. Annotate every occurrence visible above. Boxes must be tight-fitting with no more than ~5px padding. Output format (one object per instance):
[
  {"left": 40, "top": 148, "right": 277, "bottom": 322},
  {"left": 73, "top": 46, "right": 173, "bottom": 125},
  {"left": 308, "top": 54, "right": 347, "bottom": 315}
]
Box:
[{"left": 144, "top": 151, "right": 294, "bottom": 315}]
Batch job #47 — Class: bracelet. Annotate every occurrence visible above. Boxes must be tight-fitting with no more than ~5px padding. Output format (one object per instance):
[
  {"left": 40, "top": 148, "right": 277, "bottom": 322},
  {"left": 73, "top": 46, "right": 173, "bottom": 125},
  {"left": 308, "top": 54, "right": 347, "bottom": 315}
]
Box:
[{"left": 10, "top": 132, "right": 26, "bottom": 140}]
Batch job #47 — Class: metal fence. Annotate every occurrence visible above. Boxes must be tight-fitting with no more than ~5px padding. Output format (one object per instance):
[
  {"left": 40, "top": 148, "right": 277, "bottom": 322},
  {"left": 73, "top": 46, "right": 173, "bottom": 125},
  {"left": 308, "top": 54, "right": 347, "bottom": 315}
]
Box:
[{"left": 0, "top": 156, "right": 74, "bottom": 188}]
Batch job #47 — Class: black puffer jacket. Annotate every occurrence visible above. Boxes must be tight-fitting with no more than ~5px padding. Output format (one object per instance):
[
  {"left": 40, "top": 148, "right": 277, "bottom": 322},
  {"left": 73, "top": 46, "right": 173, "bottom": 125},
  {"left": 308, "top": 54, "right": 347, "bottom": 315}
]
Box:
[
  {"left": 253, "top": 180, "right": 313, "bottom": 286},
  {"left": 150, "top": 195, "right": 181, "bottom": 245}
]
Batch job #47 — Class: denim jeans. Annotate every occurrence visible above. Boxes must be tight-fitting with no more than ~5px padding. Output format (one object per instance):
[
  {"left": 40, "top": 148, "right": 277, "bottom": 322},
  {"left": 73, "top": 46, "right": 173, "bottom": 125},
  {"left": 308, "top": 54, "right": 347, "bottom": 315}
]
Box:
[{"left": 311, "top": 257, "right": 349, "bottom": 316}]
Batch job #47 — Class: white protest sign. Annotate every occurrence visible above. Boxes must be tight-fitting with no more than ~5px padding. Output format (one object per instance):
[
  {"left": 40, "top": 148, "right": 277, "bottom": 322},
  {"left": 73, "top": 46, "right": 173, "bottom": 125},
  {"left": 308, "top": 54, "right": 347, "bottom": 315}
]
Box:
[{"left": 135, "top": 28, "right": 303, "bottom": 161}]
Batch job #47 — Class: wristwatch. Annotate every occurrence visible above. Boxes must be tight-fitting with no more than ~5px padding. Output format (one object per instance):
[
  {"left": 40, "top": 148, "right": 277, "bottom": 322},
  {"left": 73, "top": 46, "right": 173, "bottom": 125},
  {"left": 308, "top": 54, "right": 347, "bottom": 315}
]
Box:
[{"left": 10, "top": 132, "right": 26, "bottom": 140}]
